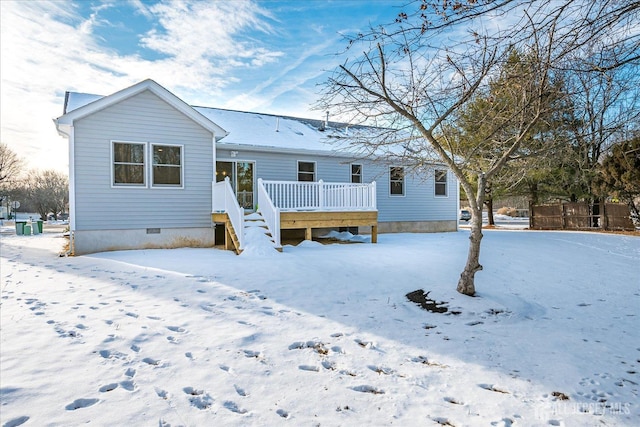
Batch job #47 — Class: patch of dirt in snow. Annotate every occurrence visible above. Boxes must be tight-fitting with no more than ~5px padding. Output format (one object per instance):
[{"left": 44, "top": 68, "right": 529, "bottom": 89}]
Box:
[{"left": 406, "top": 289, "right": 449, "bottom": 313}]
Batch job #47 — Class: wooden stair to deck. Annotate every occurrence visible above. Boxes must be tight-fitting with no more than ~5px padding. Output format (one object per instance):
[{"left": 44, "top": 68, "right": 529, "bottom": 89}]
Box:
[
  {"left": 212, "top": 211, "right": 282, "bottom": 254},
  {"left": 212, "top": 212, "right": 243, "bottom": 254},
  {"left": 244, "top": 212, "right": 282, "bottom": 252}
]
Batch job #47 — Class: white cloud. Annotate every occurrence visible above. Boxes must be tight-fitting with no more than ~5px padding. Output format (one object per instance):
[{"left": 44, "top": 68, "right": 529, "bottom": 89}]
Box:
[
  {"left": 0, "top": 0, "right": 286, "bottom": 173},
  {"left": 141, "top": 0, "right": 282, "bottom": 68}
]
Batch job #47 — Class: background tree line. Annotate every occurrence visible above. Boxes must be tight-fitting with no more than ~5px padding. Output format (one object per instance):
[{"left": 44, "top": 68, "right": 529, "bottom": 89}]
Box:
[{"left": 0, "top": 143, "right": 69, "bottom": 221}]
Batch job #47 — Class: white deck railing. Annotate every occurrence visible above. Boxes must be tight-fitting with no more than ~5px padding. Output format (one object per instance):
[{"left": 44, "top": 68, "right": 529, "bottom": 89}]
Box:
[
  {"left": 260, "top": 179, "right": 377, "bottom": 211},
  {"left": 212, "top": 177, "right": 244, "bottom": 250},
  {"left": 257, "top": 178, "right": 281, "bottom": 248}
]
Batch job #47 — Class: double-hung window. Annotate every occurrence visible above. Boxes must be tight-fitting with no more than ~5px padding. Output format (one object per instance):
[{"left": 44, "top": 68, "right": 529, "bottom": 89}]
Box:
[
  {"left": 351, "top": 164, "right": 362, "bottom": 183},
  {"left": 298, "top": 161, "right": 316, "bottom": 182},
  {"left": 435, "top": 169, "right": 447, "bottom": 196},
  {"left": 152, "top": 144, "right": 183, "bottom": 187},
  {"left": 113, "top": 142, "right": 145, "bottom": 186},
  {"left": 389, "top": 166, "right": 404, "bottom": 196},
  {"left": 112, "top": 141, "right": 183, "bottom": 188}
]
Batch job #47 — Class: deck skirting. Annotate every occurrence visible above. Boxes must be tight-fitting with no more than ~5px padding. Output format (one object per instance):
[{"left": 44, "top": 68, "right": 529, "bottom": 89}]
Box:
[{"left": 280, "top": 210, "right": 378, "bottom": 242}]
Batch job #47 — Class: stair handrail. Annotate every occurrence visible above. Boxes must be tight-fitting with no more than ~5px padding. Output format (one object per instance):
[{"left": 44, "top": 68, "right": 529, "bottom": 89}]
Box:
[
  {"left": 212, "top": 177, "right": 244, "bottom": 250},
  {"left": 257, "top": 178, "right": 281, "bottom": 248}
]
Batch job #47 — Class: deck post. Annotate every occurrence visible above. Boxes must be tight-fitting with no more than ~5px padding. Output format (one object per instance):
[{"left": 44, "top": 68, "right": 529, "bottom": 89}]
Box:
[
  {"left": 305, "top": 227, "right": 313, "bottom": 241},
  {"left": 371, "top": 225, "right": 378, "bottom": 243}
]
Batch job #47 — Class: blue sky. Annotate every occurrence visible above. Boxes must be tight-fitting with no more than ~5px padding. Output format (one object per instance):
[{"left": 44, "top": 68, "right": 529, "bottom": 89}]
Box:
[{"left": 0, "top": 0, "right": 404, "bottom": 172}]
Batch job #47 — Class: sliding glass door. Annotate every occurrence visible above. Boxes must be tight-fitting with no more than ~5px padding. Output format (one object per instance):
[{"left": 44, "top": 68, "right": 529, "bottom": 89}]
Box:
[{"left": 216, "top": 161, "right": 255, "bottom": 210}]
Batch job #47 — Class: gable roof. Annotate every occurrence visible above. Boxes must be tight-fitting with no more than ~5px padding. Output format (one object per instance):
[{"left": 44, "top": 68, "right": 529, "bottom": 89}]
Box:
[
  {"left": 58, "top": 80, "right": 419, "bottom": 160},
  {"left": 55, "top": 79, "right": 228, "bottom": 140}
]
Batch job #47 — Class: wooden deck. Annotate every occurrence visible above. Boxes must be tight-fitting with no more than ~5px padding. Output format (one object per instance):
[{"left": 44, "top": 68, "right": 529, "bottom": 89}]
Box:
[{"left": 280, "top": 210, "right": 378, "bottom": 242}]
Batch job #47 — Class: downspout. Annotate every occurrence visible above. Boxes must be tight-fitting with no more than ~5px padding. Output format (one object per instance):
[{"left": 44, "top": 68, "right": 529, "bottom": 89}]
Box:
[
  {"left": 211, "top": 133, "right": 216, "bottom": 233},
  {"left": 54, "top": 120, "right": 75, "bottom": 255},
  {"left": 68, "top": 124, "right": 76, "bottom": 254}
]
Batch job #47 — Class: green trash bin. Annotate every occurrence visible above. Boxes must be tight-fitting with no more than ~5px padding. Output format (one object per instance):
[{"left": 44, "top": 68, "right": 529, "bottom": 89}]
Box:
[
  {"left": 15, "top": 221, "right": 26, "bottom": 235},
  {"left": 23, "top": 223, "right": 31, "bottom": 235},
  {"left": 36, "top": 220, "right": 43, "bottom": 233}
]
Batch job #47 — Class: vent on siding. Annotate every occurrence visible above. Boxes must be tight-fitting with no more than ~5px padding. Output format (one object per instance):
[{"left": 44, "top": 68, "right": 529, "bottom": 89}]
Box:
[{"left": 146, "top": 228, "right": 161, "bottom": 234}]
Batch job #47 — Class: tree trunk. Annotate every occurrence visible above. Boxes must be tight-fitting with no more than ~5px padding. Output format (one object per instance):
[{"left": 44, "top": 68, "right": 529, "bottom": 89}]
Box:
[
  {"left": 457, "top": 208, "right": 483, "bottom": 296},
  {"left": 486, "top": 197, "right": 495, "bottom": 226},
  {"left": 485, "top": 182, "right": 494, "bottom": 226},
  {"left": 457, "top": 173, "right": 486, "bottom": 296}
]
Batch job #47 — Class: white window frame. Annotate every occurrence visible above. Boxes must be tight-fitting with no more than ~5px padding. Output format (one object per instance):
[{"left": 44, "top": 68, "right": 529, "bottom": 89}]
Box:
[
  {"left": 111, "top": 140, "right": 147, "bottom": 188},
  {"left": 297, "top": 160, "right": 316, "bottom": 182},
  {"left": 435, "top": 169, "right": 448, "bottom": 197},
  {"left": 151, "top": 143, "right": 184, "bottom": 189},
  {"left": 389, "top": 166, "right": 405, "bottom": 197},
  {"left": 351, "top": 163, "right": 362, "bottom": 183}
]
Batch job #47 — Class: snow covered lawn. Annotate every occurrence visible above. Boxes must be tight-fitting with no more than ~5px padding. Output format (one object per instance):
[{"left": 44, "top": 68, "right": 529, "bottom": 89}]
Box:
[{"left": 1, "top": 229, "right": 638, "bottom": 426}]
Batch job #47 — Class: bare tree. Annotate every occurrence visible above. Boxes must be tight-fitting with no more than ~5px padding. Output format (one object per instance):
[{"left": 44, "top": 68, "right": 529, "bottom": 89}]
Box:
[
  {"left": 0, "top": 143, "right": 23, "bottom": 184},
  {"left": 25, "top": 169, "right": 69, "bottom": 221},
  {"left": 318, "top": 0, "right": 639, "bottom": 296}
]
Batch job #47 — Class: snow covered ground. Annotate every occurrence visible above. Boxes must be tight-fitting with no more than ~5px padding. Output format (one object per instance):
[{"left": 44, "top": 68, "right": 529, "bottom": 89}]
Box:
[{"left": 1, "top": 227, "right": 638, "bottom": 426}]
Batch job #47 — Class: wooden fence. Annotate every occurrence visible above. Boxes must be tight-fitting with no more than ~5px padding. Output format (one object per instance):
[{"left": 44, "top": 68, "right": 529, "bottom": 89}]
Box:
[{"left": 530, "top": 202, "right": 635, "bottom": 231}]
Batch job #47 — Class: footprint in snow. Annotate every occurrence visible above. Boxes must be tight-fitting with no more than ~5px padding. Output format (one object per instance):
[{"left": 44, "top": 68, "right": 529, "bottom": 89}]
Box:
[
  {"left": 355, "top": 339, "right": 375, "bottom": 349},
  {"left": 234, "top": 384, "right": 248, "bottom": 396},
  {"left": 224, "top": 400, "right": 248, "bottom": 414},
  {"left": 142, "top": 357, "right": 160, "bottom": 366},
  {"left": 299, "top": 365, "right": 320, "bottom": 372},
  {"left": 120, "top": 380, "right": 136, "bottom": 391},
  {"left": 65, "top": 398, "right": 99, "bottom": 410},
  {"left": 322, "top": 361, "right": 337, "bottom": 370},
  {"left": 243, "top": 350, "right": 262, "bottom": 358},
  {"left": 479, "top": 383, "right": 509, "bottom": 394},
  {"left": 276, "top": 409, "right": 290, "bottom": 419},
  {"left": 183, "top": 387, "right": 214, "bottom": 410},
  {"left": 99, "top": 383, "right": 118, "bottom": 393},
  {"left": 155, "top": 388, "right": 169, "bottom": 399},
  {"left": 3, "top": 416, "right": 30, "bottom": 427},
  {"left": 351, "top": 385, "right": 385, "bottom": 394},
  {"left": 368, "top": 365, "right": 394, "bottom": 375},
  {"left": 432, "top": 417, "right": 455, "bottom": 426},
  {"left": 444, "top": 396, "right": 463, "bottom": 405},
  {"left": 167, "top": 326, "right": 186, "bottom": 333}
]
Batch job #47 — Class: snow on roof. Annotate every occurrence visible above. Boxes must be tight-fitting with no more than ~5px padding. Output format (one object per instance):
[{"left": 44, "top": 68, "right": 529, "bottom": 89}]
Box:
[
  {"left": 194, "top": 106, "right": 353, "bottom": 152},
  {"left": 64, "top": 91, "right": 356, "bottom": 154},
  {"left": 64, "top": 92, "right": 103, "bottom": 115}
]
